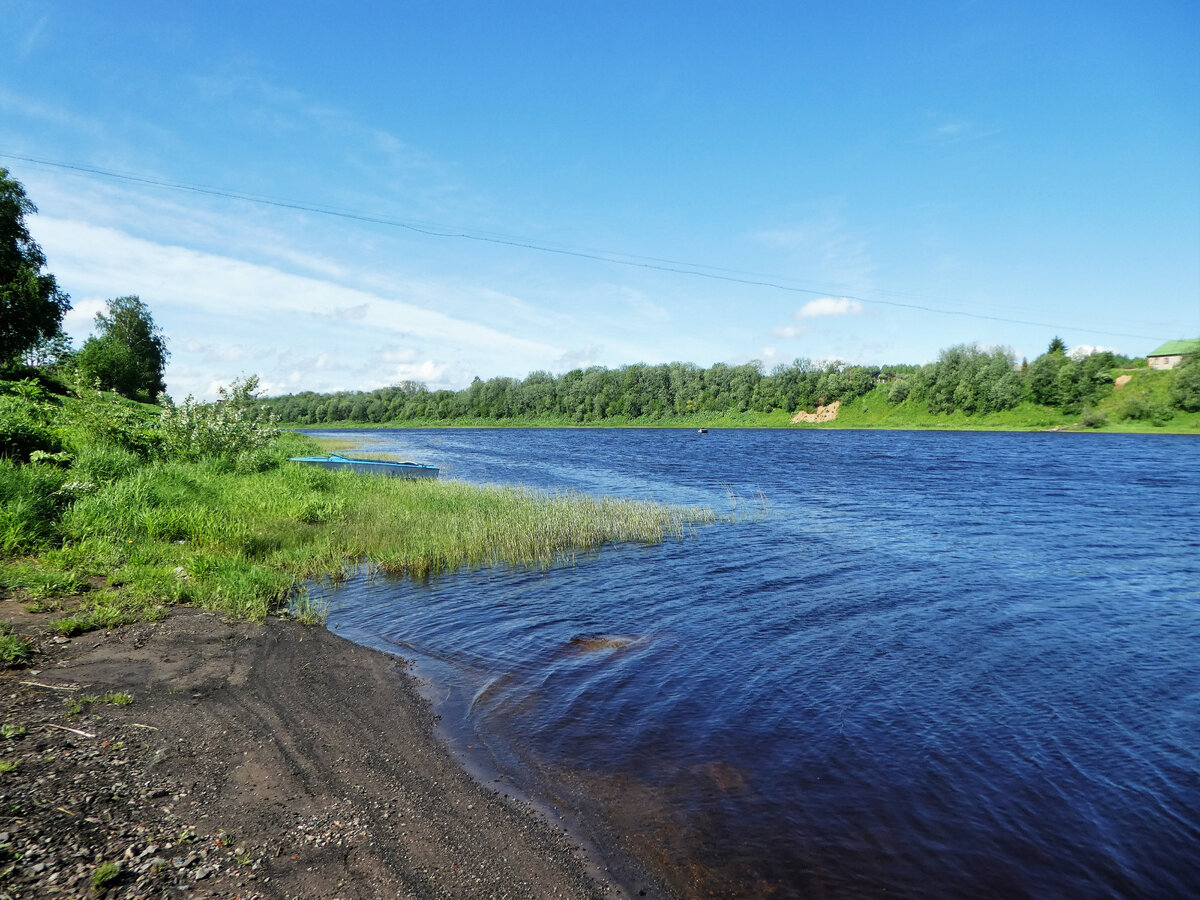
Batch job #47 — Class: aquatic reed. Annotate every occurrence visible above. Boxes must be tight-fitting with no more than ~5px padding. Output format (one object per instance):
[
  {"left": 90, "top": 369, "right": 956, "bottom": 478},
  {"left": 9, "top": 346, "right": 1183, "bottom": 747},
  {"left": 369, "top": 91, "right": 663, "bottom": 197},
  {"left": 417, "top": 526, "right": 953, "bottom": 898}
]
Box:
[{"left": 9, "top": 429, "right": 714, "bottom": 630}]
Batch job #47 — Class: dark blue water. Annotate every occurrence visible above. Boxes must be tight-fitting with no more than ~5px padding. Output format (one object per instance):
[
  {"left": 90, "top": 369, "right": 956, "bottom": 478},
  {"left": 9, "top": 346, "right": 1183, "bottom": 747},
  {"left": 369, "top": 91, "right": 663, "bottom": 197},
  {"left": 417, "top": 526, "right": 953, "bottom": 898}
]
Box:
[{"left": 306, "top": 428, "right": 1200, "bottom": 898}]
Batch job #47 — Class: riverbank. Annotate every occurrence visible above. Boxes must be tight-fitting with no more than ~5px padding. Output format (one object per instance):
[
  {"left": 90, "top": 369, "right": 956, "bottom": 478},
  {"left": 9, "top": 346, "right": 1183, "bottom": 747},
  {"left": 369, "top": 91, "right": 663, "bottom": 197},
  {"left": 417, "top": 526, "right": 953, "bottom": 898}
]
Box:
[
  {"left": 0, "top": 603, "right": 649, "bottom": 899},
  {"left": 281, "top": 382, "right": 1200, "bottom": 434}
]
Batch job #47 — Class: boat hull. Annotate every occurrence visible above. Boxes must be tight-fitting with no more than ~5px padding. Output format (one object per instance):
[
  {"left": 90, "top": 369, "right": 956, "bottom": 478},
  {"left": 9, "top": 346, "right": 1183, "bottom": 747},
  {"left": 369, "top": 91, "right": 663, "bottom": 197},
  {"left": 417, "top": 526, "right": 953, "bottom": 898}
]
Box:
[{"left": 288, "top": 455, "right": 439, "bottom": 479}]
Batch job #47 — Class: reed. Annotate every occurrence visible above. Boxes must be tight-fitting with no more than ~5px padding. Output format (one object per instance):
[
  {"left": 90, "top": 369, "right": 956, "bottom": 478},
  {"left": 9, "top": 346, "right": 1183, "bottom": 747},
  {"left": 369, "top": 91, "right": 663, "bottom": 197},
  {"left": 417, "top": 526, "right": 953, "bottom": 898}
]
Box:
[{"left": 6, "top": 430, "right": 714, "bottom": 631}]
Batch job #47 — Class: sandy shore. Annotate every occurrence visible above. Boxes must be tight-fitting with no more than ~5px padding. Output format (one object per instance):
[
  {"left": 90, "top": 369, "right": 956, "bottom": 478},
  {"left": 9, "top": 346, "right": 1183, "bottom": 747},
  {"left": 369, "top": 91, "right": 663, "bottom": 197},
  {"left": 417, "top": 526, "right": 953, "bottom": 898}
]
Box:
[{"left": 0, "top": 605, "right": 648, "bottom": 899}]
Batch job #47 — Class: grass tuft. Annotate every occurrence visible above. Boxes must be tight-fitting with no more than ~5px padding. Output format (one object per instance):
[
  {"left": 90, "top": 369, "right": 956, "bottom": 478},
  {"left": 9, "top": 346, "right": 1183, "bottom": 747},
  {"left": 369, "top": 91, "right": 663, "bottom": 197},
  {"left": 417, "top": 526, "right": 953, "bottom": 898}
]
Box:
[{"left": 0, "top": 626, "right": 34, "bottom": 668}]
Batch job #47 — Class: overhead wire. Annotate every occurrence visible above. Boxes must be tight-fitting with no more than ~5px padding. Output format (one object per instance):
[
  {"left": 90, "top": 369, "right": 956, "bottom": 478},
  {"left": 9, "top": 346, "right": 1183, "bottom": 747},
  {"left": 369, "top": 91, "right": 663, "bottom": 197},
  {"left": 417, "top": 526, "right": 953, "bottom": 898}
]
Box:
[{"left": 0, "top": 151, "right": 1165, "bottom": 342}]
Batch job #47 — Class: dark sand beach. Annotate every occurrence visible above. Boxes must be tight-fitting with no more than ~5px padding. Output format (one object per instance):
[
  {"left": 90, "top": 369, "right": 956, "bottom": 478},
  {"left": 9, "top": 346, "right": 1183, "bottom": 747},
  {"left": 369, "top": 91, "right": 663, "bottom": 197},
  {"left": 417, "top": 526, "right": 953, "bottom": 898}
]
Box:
[{"left": 0, "top": 605, "right": 642, "bottom": 899}]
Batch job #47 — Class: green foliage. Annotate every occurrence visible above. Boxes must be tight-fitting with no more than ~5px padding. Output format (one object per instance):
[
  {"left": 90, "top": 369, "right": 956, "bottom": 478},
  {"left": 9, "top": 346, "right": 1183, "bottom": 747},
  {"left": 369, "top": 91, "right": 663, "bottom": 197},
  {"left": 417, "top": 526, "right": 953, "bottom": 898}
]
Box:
[
  {"left": 22, "top": 330, "right": 74, "bottom": 370},
  {"left": 0, "top": 394, "right": 60, "bottom": 461},
  {"left": 1118, "top": 394, "right": 1175, "bottom": 425},
  {"left": 0, "top": 168, "right": 71, "bottom": 366},
  {"left": 0, "top": 458, "right": 72, "bottom": 552},
  {"left": 1027, "top": 350, "right": 1068, "bottom": 405},
  {"left": 263, "top": 359, "right": 898, "bottom": 425},
  {"left": 913, "top": 344, "right": 1024, "bottom": 415},
  {"left": 76, "top": 296, "right": 169, "bottom": 402},
  {"left": 158, "top": 375, "right": 281, "bottom": 461},
  {"left": 60, "top": 390, "right": 165, "bottom": 458},
  {"left": 1169, "top": 350, "right": 1200, "bottom": 411},
  {"left": 0, "top": 378, "right": 64, "bottom": 463},
  {"left": 0, "top": 625, "right": 33, "bottom": 668},
  {"left": 91, "top": 860, "right": 120, "bottom": 891}
]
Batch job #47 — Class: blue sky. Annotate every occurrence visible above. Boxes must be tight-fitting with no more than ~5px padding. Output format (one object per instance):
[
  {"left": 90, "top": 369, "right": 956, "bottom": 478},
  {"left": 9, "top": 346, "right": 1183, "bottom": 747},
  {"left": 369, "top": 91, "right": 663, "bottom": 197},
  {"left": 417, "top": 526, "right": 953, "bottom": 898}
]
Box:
[{"left": 2, "top": 1, "right": 1197, "bottom": 399}]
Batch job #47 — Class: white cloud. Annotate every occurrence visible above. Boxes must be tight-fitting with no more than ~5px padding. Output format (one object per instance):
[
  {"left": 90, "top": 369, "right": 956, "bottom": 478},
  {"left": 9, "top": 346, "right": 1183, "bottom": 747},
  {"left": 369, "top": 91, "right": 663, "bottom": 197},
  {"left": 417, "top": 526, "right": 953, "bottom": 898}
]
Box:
[
  {"left": 796, "top": 297, "right": 863, "bottom": 318},
  {"left": 30, "top": 217, "right": 569, "bottom": 398},
  {"left": 1068, "top": 344, "right": 1116, "bottom": 360},
  {"left": 36, "top": 218, "right": 561, "bottom": 357},
  {"left": 60, "top": 297, "right": 106, "bottom": 337}
]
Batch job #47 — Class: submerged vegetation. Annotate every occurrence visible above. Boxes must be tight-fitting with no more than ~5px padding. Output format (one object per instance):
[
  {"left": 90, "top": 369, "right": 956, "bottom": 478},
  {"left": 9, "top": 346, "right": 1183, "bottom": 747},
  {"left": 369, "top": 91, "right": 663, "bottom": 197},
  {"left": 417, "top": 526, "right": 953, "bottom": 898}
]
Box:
[
  {"left": 0, "top": 374, "right": 714, "bottom": 645},
  {"left": 259, "top": 340, "right": 1200, "bottom": 432}
]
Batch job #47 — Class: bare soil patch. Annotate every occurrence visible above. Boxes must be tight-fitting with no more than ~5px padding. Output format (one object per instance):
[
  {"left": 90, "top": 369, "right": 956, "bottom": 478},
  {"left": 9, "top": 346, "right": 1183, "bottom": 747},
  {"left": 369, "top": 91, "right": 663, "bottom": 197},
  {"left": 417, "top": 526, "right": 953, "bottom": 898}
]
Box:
[
  {"left": 0, "top": 607, "right": 617, "bottom": 899},
  {"left": 790, "top": 400, "right": 840, "bottom": 424}
]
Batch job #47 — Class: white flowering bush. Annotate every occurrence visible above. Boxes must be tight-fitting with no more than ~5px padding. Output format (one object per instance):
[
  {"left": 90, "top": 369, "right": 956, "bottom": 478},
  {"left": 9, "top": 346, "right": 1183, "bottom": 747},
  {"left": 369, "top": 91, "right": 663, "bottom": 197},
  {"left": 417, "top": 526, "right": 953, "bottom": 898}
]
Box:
[{"left": 158, "top": 375, "right": 281, "bottom": 460}]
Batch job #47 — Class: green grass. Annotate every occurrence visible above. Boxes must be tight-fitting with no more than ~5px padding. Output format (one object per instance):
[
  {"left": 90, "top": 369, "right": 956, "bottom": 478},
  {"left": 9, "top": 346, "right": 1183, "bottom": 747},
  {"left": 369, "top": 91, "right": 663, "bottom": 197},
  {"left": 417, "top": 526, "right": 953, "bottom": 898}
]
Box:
[
  {"left": 0, "top": 627, "right": 33, "bottom": 667},
  {"left": 91, "top": 861, "right": 120, "bottom": 891},
  {"left": 4, "top": 406, "right": 715, "bottom": 634}
]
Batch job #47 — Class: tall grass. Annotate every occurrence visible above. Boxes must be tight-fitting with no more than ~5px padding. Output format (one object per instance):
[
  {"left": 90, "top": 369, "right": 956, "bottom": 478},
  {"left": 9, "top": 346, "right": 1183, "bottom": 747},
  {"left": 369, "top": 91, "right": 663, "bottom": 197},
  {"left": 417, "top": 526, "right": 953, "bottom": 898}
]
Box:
[{"left": 4, "top": 407, "right": 714, "bottom": 630}]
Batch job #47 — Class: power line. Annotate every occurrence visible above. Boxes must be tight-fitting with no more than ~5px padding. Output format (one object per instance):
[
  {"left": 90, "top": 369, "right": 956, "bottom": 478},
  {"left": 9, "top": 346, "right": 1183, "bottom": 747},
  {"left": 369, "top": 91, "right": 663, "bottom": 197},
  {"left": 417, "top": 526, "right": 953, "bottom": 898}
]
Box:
[{"left": 0, "top": 151, "right": 1165, "bottom": 342}]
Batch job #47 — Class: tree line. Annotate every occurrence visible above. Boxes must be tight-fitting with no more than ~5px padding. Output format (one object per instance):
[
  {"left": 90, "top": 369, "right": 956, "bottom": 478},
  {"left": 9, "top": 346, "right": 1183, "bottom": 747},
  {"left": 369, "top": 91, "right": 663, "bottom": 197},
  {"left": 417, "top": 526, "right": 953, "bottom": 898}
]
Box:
[
  {"left": 4, "top": 166, "right": 1196, "bottom": 425},
  {"left": 261, "top": 341, "right": 1199, "bottom": 426}
]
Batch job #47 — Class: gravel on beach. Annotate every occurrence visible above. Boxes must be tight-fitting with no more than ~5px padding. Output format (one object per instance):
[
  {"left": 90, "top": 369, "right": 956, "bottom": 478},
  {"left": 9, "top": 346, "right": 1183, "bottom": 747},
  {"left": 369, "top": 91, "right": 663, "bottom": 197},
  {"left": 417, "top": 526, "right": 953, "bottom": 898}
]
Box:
[{"left": 0, "top": 605, "right": 626, "bottom": 899}]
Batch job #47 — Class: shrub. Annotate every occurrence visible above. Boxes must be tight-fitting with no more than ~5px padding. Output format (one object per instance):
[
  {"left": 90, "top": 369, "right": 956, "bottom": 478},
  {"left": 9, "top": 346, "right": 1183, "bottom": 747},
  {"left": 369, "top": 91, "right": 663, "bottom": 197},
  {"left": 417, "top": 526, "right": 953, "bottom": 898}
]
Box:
[
  {"left": 1170, "top": 353, "right": 1200, "bottom": 412},
  {"left": 886, "top": 378, "right": 910, "bottom": 404},
  {"left": 158, "top": 376, "right": 280, "bottom": 461},
  {"left": 0, "top": 395, "right": 59, "bottom": 460},
  {"left": 63, "top": 391, "right": 163, "bottom": 457},
  {"left": 1118, "top": 395, "right": 1174, "bottom": 425}
]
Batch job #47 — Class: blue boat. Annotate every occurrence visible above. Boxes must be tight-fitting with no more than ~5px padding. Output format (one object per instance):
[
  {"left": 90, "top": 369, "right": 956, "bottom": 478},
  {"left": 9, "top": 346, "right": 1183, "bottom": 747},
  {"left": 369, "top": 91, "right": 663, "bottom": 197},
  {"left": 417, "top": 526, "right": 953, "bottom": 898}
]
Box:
[{"left": 287, "top": 453, "right": 439, "bottom": 479}]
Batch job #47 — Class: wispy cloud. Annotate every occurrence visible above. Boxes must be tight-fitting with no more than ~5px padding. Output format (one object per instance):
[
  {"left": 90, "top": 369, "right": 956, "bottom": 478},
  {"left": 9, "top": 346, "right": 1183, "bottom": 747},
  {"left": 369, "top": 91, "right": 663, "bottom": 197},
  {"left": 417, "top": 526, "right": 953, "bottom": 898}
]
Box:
[
  {"left": 755, "top": 214, "right": 877, "bottom": 298},
  {"left": 19, "top": 15, "right": 48, "bottom": 60},
  {"left": 35, "top": 217, "right": 564, "bottom": 398},
  {"left": 918, "top": 113, "right": 1002, "bottom": 144},
  {"left": 796, "top": 297, "right": 863, "bottom": 319}
]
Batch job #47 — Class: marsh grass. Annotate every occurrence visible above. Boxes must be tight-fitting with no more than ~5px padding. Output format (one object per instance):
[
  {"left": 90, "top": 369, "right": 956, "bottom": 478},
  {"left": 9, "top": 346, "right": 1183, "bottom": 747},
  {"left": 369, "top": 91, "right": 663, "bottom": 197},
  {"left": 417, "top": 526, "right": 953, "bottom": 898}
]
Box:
[{"left": 7, "top": 414, "right": 714, "bottom": 633}]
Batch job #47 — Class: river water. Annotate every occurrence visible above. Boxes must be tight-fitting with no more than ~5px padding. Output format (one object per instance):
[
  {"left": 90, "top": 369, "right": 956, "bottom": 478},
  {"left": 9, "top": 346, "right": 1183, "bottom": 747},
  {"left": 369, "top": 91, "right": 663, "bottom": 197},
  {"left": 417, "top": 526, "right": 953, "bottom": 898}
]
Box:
[{"left": 304, "top": 428, "right": 1200, "bottom": 898}]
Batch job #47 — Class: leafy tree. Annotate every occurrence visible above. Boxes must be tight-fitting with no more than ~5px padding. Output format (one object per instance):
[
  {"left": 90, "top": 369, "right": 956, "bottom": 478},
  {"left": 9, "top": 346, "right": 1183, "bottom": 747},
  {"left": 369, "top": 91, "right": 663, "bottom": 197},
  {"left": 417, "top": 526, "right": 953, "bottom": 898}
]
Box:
[
  {"left": 0, "top": 168, "right": 71, "bottom": 366},
  {"left": 1170, "top": 348, "right": 1200, "bottom": 412},
  {"left": 76, "top": 296, "right": 169, "bottom": 401},
  {"left": 1027, "top": 344, "right": 1069, "bottom": 406},
  {"left": 915, "top": 344, "right": 1023, "bottom": 415}
]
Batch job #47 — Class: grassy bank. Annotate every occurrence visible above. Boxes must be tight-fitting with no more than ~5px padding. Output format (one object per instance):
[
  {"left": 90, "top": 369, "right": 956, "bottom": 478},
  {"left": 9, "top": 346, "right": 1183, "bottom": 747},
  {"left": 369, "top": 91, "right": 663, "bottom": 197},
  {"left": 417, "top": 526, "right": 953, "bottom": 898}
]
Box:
[{"left": 1, "top": 382, "right": 714, "bottom": 651}]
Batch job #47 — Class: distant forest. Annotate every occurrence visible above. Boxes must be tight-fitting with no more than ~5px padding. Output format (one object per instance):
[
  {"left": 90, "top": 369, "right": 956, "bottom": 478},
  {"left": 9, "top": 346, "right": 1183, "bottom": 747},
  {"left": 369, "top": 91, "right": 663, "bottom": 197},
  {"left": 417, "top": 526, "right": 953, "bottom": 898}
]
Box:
[{"left": 260, "top": 341, "right": 1200, "bottom": 426}]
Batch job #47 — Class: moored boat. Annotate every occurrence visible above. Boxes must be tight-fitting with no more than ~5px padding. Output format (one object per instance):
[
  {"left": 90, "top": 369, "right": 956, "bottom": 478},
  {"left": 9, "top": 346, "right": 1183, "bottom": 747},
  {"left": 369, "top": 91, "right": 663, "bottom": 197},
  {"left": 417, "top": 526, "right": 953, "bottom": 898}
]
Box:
[{"left": 288, "top": 453, "right": 439, "bottom": 479}]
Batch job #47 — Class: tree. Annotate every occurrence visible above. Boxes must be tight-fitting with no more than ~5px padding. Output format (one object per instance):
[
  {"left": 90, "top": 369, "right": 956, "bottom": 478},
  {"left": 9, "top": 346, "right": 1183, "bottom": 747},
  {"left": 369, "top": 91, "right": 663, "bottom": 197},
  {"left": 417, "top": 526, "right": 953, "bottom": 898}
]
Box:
[
  {"left": 76, "top": 296, "right": 169, "bottom": 401},
  {"left": 0, "top": 168, "right": 71, "bottom": 365},
  {"left": 1170, "top": 348, "right": 1200, "bottom": 412}
]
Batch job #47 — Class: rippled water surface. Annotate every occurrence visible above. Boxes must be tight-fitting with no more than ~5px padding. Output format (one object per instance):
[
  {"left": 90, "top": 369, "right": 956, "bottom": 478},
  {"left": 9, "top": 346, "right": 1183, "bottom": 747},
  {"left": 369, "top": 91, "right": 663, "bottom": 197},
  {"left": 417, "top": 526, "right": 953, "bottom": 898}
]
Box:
[{"left": 307, "top": 429, "right": 1200, "bottom": 898}]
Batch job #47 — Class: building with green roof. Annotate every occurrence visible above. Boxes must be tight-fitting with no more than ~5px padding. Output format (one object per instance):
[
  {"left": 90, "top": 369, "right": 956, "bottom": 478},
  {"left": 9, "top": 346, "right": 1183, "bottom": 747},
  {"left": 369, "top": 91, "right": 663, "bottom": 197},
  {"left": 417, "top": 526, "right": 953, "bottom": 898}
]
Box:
[{"left": 1147, "top": 339, "right": 1200, "bottom": 370}]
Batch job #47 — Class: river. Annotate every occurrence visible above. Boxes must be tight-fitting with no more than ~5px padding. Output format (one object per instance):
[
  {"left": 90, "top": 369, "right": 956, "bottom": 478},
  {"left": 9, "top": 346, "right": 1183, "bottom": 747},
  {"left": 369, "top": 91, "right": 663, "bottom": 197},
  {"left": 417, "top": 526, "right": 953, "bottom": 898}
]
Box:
[{"left": 305, "top": 428, "right": 1200, "bottom": 898}]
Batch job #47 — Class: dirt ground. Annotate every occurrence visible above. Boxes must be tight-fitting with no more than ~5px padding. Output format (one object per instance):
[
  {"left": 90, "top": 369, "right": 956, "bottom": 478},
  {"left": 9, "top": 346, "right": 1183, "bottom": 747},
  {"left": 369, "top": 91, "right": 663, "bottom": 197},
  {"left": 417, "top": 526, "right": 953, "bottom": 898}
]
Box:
[{"left": 0, "top": 603, "right": 630, "bottom": 899}]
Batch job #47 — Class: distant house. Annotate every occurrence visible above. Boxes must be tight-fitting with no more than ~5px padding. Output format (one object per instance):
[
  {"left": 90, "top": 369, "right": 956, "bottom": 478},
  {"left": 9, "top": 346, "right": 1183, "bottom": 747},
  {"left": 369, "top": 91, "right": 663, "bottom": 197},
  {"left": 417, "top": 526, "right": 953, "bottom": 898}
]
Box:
[{"left": 1147, "top": 339, "right": 1200, "bottom": 370}]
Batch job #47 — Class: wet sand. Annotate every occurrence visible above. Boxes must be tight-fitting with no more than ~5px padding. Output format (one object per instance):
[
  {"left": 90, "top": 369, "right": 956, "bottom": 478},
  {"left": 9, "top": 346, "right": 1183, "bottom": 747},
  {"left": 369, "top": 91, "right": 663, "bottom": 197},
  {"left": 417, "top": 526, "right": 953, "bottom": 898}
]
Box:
[{"left": 0, "top": 606, "right": 656, "bottom": 899}]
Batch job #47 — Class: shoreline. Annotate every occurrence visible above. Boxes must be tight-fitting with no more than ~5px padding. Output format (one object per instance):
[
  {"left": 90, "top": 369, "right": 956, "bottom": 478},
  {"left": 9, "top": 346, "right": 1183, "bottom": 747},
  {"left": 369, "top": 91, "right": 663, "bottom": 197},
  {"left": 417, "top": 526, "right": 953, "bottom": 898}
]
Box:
[
  {"left": 0, "top": 605, "right": 665, "bottom": 899},
  {"left": 294, "top": 419, "right": 1200, "bottom": 434}
]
